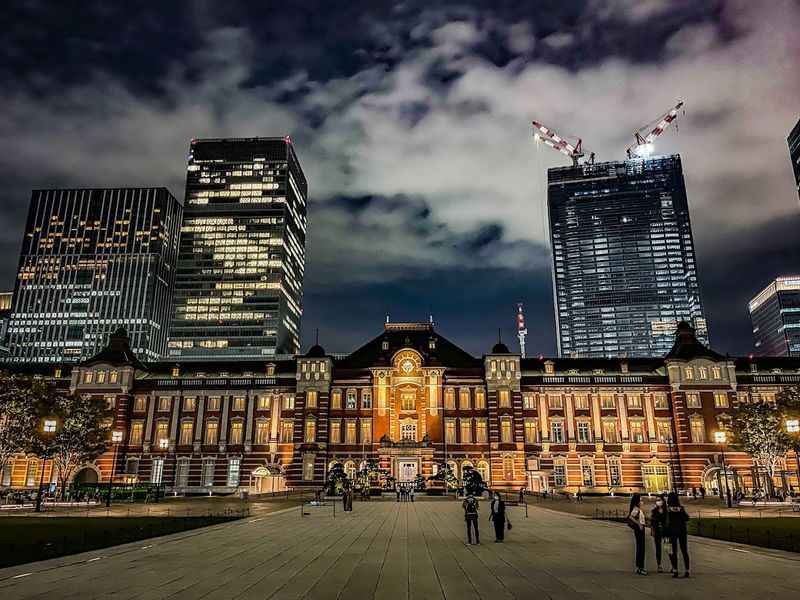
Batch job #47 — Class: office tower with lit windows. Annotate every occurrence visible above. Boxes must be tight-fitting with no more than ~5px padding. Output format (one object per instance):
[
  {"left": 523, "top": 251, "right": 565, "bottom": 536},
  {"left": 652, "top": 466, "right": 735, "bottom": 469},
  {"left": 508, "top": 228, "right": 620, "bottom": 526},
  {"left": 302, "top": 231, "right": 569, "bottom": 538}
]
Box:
[
  {"left": 790, "top": 118, "right": 800, "bottom": 201},
  {"left": 5, "top": 188, "right": 182, "bottom": 363},
  {"left": 548, "top": 155, "right": 708, "bottom": 358},
  {"left": 168, "top": 137, "right": 307, "bottom": 360},
  {"left": 749, "top": 276, "right": 800, "bottom": 357}
]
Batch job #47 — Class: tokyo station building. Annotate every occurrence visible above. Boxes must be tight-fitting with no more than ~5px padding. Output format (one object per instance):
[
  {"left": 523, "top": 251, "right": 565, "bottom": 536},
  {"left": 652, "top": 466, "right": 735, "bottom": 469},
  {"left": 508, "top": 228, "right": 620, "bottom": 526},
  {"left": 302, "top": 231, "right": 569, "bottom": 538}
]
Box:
[{"left": 4, "top": 320, "right": 800, "bottom": 497}]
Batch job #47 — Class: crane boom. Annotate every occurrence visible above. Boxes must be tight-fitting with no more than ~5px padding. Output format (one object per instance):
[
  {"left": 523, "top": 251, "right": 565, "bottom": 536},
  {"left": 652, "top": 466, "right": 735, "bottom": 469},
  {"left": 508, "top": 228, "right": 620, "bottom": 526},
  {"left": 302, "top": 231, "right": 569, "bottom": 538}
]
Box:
[
  {"left": 626, "top": 100, "right": 685, "bottom": 158},
  {"left": 532, "top": 120, "right": 590, "bottom": 167}
]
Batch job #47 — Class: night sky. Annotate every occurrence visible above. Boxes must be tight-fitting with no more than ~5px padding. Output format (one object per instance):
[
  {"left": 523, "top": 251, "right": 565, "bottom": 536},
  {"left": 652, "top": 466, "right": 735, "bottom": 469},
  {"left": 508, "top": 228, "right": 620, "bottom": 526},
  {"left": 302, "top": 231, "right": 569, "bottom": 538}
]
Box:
[{"left": 2, "top": 0, "right": 799, "bottom": 357}]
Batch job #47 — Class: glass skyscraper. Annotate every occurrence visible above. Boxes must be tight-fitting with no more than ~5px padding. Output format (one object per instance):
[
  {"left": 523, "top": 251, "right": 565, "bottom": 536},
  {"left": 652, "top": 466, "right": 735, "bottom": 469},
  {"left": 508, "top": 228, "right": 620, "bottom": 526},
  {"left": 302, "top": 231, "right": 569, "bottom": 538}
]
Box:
[
  {"left": 749, "top": 276, "right": 800, "bottom": 357},
  {"left": 789, "top": 118, "right": 800, "bottom": 201},
  {"left": 5, "top": 188, "right": 182, "bottom": 363},
  {"left": 548, "top": 155, "right": 708, "bottom": 358},
  {"left": 168, "top": 137, "right": 307, "bottom": 360}
]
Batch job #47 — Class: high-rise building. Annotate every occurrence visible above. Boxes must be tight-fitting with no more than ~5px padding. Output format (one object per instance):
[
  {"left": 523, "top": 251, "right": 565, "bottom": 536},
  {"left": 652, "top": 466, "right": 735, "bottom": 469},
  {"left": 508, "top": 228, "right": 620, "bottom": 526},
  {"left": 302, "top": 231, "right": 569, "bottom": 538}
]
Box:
[
  {"left": 789, "top": 118, "right": 800, "bottom": 201},
  {"left": 548, "top": 155, "right": 708, "bottom": 358},
  {"left": 5, "top": 188, "right": 182, "bottom": 363},
  {"left": 168, "top": 137, "right": 307, "bottom": 360},
  {"left": 749, "top": 276, "right": 800, "bottom": 357}
]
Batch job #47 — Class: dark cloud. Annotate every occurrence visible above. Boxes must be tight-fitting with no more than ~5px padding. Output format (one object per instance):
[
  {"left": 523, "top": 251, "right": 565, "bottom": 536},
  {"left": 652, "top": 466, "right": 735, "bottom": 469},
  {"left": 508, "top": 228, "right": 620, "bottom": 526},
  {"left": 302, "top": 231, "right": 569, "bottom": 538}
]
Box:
[{"left": 1, "top": 0, "right": 798, "bottom": 357}]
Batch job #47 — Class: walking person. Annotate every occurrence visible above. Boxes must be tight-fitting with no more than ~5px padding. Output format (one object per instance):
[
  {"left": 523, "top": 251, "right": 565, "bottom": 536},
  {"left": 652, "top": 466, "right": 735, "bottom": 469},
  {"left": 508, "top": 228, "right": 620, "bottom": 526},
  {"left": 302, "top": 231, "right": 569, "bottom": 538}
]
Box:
[
  {"left": 410, "top": 488, "right": 415, "bottom": 502},
  {"left": 699, "top": 486, "right": 706, "bottom": 500},
  {"left": 396, "top": 487, "right": 400, "bottom": 502},
  {"left": 463, "top": 491, "right": 480, "bottom": 545},
  {"left": 489, "top": 491, "right": 509, "bottom": 542},
  {"left": 518, "top": 487, "right": 525, "bottom": 505},
  {"left": 666, "top": 492, "right": 690, "bottom": 578},
  {"left": 627, "top": 493, "right": 647, "bottom": 575},
  {"left": 650, "top": 495, "right": 668, "bottom": 572}
]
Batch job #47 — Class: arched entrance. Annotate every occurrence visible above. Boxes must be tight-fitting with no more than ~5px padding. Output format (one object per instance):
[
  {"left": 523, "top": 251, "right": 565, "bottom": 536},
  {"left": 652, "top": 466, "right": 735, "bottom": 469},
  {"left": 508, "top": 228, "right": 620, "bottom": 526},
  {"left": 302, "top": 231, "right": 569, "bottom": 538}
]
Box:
[
  {"left": 74, "top": 466, "right": 100, "bottom": 484},
  {"left": 250, "top": 465, "right": 286, "bottom": 494},
  {"left": 702, "top": 465, "right": 739, "bottom": 497}
]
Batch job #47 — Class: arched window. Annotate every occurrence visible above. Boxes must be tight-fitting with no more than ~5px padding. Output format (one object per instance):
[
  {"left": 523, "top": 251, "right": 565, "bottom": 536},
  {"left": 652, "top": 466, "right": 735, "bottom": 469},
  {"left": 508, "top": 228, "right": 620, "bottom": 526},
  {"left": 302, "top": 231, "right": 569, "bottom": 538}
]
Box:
[
  {"left": 476, "top": 460, "right": 490, "bottom": 483},
  {"left": 503, "top": 454, "right": 514, "bottom": 480},
  {"left": 175, "top": 457, "right": 190, "bottom": 487},
  {"left": 447, "top": 460, "right": 458, "bottom": 479},
  {"left": 580, "top": 456, "right": 594, "bottom": 487},
  {"left": 344, "top": 461, "right": 356, "bottom": 480}
]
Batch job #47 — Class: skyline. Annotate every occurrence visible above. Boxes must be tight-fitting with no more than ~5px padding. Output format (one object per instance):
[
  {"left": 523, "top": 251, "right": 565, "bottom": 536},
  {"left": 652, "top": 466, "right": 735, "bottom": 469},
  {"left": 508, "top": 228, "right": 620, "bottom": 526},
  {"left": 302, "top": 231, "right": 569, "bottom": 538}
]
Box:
[{"left": 2, "top": 0, "right": 800, "bottom": 357}]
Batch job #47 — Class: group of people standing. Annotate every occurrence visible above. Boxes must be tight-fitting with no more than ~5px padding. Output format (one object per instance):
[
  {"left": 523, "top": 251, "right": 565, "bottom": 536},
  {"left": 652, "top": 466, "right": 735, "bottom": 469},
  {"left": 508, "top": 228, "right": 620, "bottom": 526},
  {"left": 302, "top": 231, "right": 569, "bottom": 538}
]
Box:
[
  {"left": 395, "top": 486, "right": 415, "bottom": 502},
  {"left": 628, "top": 492, "right": 691, "bottom": 577},
  {"left": 462, "top": 491, "right": 511, "bottom": 545}
]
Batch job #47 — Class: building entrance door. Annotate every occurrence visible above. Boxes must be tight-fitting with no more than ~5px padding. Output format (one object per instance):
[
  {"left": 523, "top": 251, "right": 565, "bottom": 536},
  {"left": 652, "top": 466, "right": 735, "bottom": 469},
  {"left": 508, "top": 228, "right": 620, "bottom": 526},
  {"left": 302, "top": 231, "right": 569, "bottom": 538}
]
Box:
[{"left": 398, "top": 460, "right": 419, "bottom": 483}]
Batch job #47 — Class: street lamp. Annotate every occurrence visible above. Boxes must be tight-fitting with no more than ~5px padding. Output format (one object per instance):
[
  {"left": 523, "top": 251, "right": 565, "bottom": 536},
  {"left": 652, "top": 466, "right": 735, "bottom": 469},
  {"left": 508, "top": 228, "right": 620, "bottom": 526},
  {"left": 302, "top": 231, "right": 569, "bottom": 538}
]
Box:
[
  {"left": 105, "top": 430, "right": 124, "bottom": 508},
  {"left": 714, "top": 431, "right": 733, "bottom": 508},
  {"left": 35, "top": 417, "right": 58, "bottom": 513},
  {"left": 785, "top": 419, "right": 800, "bottom": 495}
]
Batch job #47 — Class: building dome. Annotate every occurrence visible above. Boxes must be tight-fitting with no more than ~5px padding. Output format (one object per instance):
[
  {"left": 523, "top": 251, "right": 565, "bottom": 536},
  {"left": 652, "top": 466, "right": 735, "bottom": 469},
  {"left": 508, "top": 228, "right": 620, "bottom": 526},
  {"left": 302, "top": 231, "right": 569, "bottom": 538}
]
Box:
[
  {"left": 491, "top": 341, "right": 510, "bottom": 354},
  {"left": 305, "top": 343, "right": 326, "bottom": 358}
]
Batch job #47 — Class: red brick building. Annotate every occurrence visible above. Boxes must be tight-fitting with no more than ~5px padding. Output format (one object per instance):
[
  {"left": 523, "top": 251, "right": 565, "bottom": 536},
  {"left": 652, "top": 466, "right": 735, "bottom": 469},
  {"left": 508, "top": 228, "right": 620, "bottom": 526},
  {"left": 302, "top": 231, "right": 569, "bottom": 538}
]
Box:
[{"left": 4, "top": 321, "right": 800, "bottom": 496}]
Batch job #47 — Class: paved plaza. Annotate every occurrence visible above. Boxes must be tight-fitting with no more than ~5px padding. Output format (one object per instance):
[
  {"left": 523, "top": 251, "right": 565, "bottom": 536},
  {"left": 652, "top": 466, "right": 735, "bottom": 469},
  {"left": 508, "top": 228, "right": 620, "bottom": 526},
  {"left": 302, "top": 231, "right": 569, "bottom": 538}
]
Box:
[{"left": 0, "top": 500, "right": 798, "bottom": 599}]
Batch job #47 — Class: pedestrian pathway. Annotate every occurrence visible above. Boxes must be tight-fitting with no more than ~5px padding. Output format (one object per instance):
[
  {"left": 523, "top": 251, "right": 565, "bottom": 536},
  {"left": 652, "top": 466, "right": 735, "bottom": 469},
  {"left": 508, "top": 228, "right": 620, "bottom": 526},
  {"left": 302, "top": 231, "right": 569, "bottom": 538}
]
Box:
[{"left": 0, "top": 500, "right": 797, "bottom": 599}]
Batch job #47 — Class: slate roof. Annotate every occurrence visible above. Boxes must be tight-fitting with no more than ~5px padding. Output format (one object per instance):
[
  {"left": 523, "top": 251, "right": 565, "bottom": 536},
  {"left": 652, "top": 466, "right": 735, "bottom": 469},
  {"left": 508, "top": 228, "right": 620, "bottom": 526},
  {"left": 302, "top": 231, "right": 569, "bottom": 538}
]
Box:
[
  {"left": 665, "top": 321, "right": 725, "bottom": 361},
  {"left": 81, "top": 327, "right": 147, "bottom": 370}
]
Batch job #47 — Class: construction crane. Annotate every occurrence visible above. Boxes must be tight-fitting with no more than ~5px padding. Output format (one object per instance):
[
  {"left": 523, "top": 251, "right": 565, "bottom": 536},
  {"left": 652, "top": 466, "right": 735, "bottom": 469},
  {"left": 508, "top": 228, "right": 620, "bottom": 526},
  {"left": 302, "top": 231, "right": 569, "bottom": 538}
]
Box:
[
  {"left": 625, "top": 100, "right": 685, "bottom": 159},
  {"left": 516, "top": 303, "right": 528, "bottom": 359},
  {"left": 532, "top": 120, "right": 594, "bottom": 167}
]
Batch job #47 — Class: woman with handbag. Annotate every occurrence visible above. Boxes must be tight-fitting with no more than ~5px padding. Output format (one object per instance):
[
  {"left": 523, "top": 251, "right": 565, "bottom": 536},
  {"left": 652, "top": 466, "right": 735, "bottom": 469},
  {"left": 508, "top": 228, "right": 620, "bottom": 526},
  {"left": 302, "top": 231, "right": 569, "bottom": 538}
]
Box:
[
  {"left": 489, "top": 491, "right": 510, "bottom": 542},
  {"left": 628, "top": 493, "right": 647, "bottom": 575},
  {"left": 650, "top": 494, "right": 668, "bottom": 572}
]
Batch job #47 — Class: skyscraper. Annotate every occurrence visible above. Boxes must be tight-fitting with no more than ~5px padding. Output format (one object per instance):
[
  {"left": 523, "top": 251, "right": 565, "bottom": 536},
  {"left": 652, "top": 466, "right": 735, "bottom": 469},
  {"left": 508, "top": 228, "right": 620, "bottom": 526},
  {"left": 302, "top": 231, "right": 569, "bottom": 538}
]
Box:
[
  {"left": 5, "top": 188, "right": 182, "bottom": 363},
  {"left": 749, "top": 276, "right": 800, "bottom": 357},
  {"left": 789, "top": 118, "right": 800, "bottom": 201},
  {"left": 168, "top": 137, "right": 307, "bottom": 360},
  {"left": 548, "top": 155, "right": 708, "bottom": 358}
]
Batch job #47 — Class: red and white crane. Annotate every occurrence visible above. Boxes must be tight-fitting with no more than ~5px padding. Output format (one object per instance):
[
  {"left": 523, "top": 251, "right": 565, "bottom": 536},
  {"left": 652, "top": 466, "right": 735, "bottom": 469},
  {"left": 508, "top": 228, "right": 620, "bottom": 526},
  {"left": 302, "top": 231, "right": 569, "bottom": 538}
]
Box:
[
  {"left": 625, "top": 100, "right": 685, "bottom": 159},
  {"left": 516, "top": 303, "right": 528, "bottom": 359},
  {"left": 532, "top": 120, "right": 593, "bottom": 167}
]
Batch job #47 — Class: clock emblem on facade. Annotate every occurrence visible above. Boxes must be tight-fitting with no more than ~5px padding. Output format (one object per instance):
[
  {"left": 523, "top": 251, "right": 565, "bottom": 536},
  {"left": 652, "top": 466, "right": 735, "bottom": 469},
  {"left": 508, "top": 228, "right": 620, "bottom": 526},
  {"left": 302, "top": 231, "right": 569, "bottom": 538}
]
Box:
[{"left": 401, "top": 359, "right": 414, "bottom": 373}]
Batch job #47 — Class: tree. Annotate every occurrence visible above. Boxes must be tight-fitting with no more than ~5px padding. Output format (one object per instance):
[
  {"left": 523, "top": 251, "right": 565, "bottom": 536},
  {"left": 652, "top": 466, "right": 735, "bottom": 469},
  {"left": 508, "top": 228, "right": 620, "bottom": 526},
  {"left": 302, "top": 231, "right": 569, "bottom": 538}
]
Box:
[
  {"left": 777, "top": 385, "right": 800, "bottom": 451},
  {"left": 462, "top": 466, "right": 486, "bottom": 496},
  {"left": 326, "top": 462, "right": 350, "bottom": 495},
  {"left": 428, "top": 463, "right": 458, "bottom": 489},
  {"left": 729, "top": 400, "right": 790, "bottom": 494},
  {"left": 0, "top": 372, "right": 48, "bottom": 478},
  {"left": 355, "top": 459, "right": 380, "bottom": 490},
  {"left": 40, "top": 390, "right": 111, "bottom": 497}
]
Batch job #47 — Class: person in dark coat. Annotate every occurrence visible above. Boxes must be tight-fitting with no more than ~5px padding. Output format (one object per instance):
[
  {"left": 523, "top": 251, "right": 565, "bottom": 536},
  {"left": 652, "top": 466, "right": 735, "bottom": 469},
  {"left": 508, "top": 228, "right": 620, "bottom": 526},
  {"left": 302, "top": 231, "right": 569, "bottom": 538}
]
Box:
[
  {"left": 489, "top": 492, "right": 508, "bottom": 542},
  {"left": 462, "top": 492, "right": 480, "bottom": 544},
  {"left": 628, "top": 493, "right": 647, "bottom": 575},
  {"left": 650, "top": 495, "right": 668, "bottom": 572},
  {"left": 666, "top": 492, "right": 690, "bottom": 578}
]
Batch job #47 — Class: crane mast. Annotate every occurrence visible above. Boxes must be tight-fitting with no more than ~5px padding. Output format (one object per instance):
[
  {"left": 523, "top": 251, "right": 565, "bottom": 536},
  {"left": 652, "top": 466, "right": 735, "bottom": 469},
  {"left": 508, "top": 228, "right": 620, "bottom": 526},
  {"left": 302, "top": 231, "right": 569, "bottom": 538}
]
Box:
[{"left": 516, "top": 303, "right": 528, "bottom": 359}]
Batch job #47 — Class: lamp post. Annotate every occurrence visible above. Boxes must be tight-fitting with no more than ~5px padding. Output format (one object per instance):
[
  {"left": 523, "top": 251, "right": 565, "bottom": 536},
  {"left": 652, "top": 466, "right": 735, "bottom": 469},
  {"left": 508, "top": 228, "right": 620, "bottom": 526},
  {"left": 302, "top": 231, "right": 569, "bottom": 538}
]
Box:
[
  {"left": 786, "top": 419, "right": 800, "bottom": 494},
  {"left": 35, "top": 418, "right": 58, "bottom": 513},
  {"left": 157, "top": 437, "right": 169, "bottom": 502},
  {"left": 105, "top": 430, "right": 124, "bottom": 508},
  {"left": 714, "top": 431, "right": 733, "bottom": 508}
]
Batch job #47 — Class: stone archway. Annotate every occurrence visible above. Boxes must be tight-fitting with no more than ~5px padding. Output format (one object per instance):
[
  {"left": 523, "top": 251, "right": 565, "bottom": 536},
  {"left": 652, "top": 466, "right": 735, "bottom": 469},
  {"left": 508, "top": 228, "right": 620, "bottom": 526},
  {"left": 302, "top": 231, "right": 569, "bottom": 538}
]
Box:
[
  {"left": 250, "top": 463, "right": 286, "bottom": 494},
  {"left": 73, "top": 465, "right": 100, "bottom": 484}
]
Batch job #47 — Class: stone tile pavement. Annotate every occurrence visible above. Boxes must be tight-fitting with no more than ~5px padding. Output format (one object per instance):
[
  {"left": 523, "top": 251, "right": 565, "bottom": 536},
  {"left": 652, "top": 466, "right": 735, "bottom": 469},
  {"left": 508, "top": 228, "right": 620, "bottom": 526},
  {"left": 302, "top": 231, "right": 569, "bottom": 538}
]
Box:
[{"left": 0, "top": 499, "right": 797, "bottom": 599}]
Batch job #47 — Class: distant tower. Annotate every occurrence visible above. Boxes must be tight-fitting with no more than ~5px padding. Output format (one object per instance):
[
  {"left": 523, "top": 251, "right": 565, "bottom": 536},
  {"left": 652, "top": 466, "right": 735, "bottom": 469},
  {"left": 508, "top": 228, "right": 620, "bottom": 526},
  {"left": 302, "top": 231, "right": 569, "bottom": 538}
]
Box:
[{"left": 516, "top": 303, "right": 528, "bottom": 358}]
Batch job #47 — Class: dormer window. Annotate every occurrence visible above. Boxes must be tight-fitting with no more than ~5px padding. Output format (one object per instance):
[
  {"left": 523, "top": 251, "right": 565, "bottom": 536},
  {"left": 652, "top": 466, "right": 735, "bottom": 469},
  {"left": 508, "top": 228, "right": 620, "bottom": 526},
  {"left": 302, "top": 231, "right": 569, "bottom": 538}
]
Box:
[
  {"left": 711, "top": 367, "right": 722, "bottom": 379},
  {"left": 97, "top": 370, "right": 106, "bottom": 384},
  {"left": 172, "top": 367, "right": 180, "bottom": 377},
  {"left": 109, "top": 370, "right": 118, "bottom": 384},
  {"left": 429, "top": 338, "right": 436, "bottom": 350},
  {"left": 382, "top": 340, "right": 389, "bottom": 351},
  {"left": 684, "top": 367, "right": 694, "bottom": 380},
  {"left": 545, "top": 362, "right": 555, "bottom": 375},
  {"left": 698, "top": 367, "right": 708, "bottom": 380},
  {"left": 266, "top": 363, "right": 275, "bottom": 376},
  {"left": 84, "top": 371, "right": 94, "bottom": 384}
]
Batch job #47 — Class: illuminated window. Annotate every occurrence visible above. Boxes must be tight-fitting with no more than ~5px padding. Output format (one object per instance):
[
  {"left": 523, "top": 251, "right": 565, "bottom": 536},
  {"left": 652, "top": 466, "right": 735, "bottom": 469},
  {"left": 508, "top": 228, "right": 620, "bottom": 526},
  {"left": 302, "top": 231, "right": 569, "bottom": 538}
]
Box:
[
  {"left": 306, "top": 390, "right": 317, "bottom": 409},
  {"left": 84, "top": 371, "right": 94, "bottom": 384},
  {"left": 345, "top": 420, "right": 356, "bottom": 444},
  {"left": 282, "top": 395, "right": 295, "bottom": 410},
  {"left": 280, "top": 420, "right": 293, "bottom": 443},
  {"left": 331, "top": 389, "right": 342, "bottom": 409},
  {"left": 627, "top": 394, "right": 642, "bottom": 408},
  {"left": 97, "top": 370, "right": 106, "bottom": 384},
  {"left": 608, "top": 457, "right": 622, "bottom": 486},
  {"left": 690, "top": 417, "right": 706, "bottom": 443},
  {"left": 205, "top": 420, "right": 219, "bottom": 445},
  {"left": 201, "top": 459, "right": 215, "bottom": 487},
  {"left": 183, "top": 397, "right": 196, "bottom": 412},
  {"left": 207, "top": 396, "right": 221, "bottom": 411},
  {"left": 711, "top": 367, "right": 722, "bottom": 379},
  {"left": 179, "top": 421, "right": 193, "bottom": 445},
  {"left": 602, "top": 420, "right": 619, "bottom": 443},
  {"left": 600, "top": 394, "right": 615, "bottom": 409},
  {"left": 656, "top": 420, "right": 673, "bottom": 442},
  {"left": 302, "top": 455, "right": 315, "bottom": 481},
  {"left": 686, "top": 393, "right": 701, "bottom": 408},
  {"left": 129, "top": 422, "right": 144, "bottom": 445},
  {"left": 550, "top": 421, "right": 563, "bottom": 443},
  {"left": 499, "top": 390, "right": 511, "bottom": 408},
  {"left": 698, "top": 367, "right": 708, "bottom": 380},
  {"left": 524, "top": 418, "right": 539, "bottom": 443},
  {"left": 257, "top": 395, "right": 270, "bottom": 410},
  {"left": 523, "top": 393, "right": 536, "bottom": 409},
  {"left": 460, "top": 418, "right": 472, "bottom": 443},
  {"left": 444, "top": 388, "right": 456, "bottom": 410},
  {"left": 227, "top": 458, "right": 241, "bottom": 487},
  {"left": 503, "top": 455, "right": 514, "bottom": 480},
  {"left": 305, "top": 417, "right": 316, "bottom": 442},
  {"left": 714, "top": 392, "right": 729, "bottom": 408},
  {"left": 445, "top": 419, "right": 456, "bottom": 444},
  {"left": 109, "top": 370, "right": 118, "bottom": 384},
  {"left": 501, "top": 417, "right": 513, "bottom": 443},
  {"left": 345, "top": 389, "right": 357, "bottom": 409},
  {"left": 232, "top": 396, "right": 246, "bottom": 411},
  {"left": 229, "top": 420, "right": 243, "bottom": 445},
  {"left": 577, "top": 421, "right": 591, "bottom": 443},
  {"left": 155, "top": 421, "right": 169, "bottom": 445},
  {"left": 629, "top": 420, "right": 645, "bottom": 443},
  {"left": 329, "top": 420, "right": 341, "bottom": 443},
  {"left": 157, "top": 396, "right": 171, "bottom": 412},
  {"left": 547, "top": 394, "right": 562, "bottom": 409},
  {"left": 581, "top": 457, "right": 594, "bottom": 487},
  {"left": 255, "top": 419, "right": 269, "bottom": 444},
  {"left": 401, "top": 391, "right": 415, "bottom": 411},
  {"left": 684, "top": 367, "right": 694, "bottom": 380},
  {"left": 475, "top": 419, "right": 488, "bottom": 443},
  {"left": 653, "top": 393, "right": 669, "bottom": 409},
  {"left": 574, "top": 394, "right": 589, "bottom": 409},
  {"left": 362, "top": 389, "right": 372, "bottom": 409},
  {"left": 475, "top": 388, "right": 486, "bottom": 409},
  {"left": 553, "top": 459, "right": 567, "bottom": 486},
  {"left": 360, "top": 419, "right": 372, "bottom": 443},
  {"left": 459, "top": 388, "right": 470, "bottom": 410},
  {"left": 151, "top": 458, "right": 164, "bottom": 485}
]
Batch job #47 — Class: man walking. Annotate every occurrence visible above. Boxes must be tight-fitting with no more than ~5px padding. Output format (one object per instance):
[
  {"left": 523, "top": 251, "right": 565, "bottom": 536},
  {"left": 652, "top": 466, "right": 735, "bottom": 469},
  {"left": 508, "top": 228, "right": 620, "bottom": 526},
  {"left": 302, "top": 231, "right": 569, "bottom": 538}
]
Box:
[
  {"left": 463, "top": 491, "right": 480, "bottom": 544},
  {"left": 489, "top": 492, "right": 508, "bottom": 542}
]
